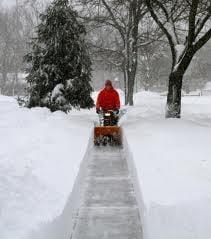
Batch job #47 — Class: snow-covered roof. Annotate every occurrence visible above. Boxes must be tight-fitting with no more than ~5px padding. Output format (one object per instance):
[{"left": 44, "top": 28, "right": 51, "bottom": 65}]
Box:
[{"left": 204, "top": 82, "right": 211, "bottom": 90}]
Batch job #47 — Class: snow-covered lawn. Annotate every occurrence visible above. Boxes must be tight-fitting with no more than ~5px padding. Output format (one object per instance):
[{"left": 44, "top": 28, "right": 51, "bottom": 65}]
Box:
[
  {"left": 122, "top": 92, "right": 211, "bottom": 239},
  {"left": 1, "top": 92, "right": 211, "bottom": 239},
  {"left": 0, "top": 96, "right": 95, "bottom": 239}
]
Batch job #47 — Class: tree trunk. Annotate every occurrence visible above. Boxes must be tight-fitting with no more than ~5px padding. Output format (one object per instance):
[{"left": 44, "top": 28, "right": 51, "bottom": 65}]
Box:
[
  {"left": 127, "top": 0, "right": 139, "bottom": 106},
  {"left": 166, "top": 47, "right": 195, "bottom": 118},
  {"left": 125, "top": 38, "right": 138, "bottom": 106},
  {"left": 1, "top": 71, "right": 8, "bottom": 94},
  {"left": 125, "top": 77, "right": 134, "bottom": 106},
  {"left": 12, "top": 72, "right": 18, "bottom": 96},
  {"left": 144, "top": 85, "right": 149, "bottom": 91},
  {"left": 166, "top": 71, "right": 183, "bottom": 118},
  {"left": 122, "top": 64, "right": 128, "bottom": 105},
  {"left": 127, "top": 80, "right": 134, "bottom": 105},
  {"left": 121, "top": 0, "right": 140, "bottom": 106},
  {"left": 127, "top": 68, "right": 136, "bottom": 105}
]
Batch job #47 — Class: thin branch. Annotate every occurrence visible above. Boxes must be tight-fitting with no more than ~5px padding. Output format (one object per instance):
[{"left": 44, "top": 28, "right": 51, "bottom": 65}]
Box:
[
  {"left": 154, "top": 0, "right": 169, "bottom": 21},
  {"left": 101, "top": 0, "right": 125, "bottom": 42},
  {"left": 145, "top": 0, "right": 176, "bottom": 68}
]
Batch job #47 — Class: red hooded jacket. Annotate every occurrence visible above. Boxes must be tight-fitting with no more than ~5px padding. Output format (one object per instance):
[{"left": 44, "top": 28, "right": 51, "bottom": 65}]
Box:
[{"left": 96, "top": 87, "right": 120, "bottom": 111}]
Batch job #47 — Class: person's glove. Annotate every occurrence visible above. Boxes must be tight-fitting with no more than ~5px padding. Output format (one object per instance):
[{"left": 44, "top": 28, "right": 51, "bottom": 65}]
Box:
[
  {"left": 115, "top": 109, "right": 119, "bottom": 114},
  {"left": 96, "top": 108, "right": 100, "bottom": 114}
]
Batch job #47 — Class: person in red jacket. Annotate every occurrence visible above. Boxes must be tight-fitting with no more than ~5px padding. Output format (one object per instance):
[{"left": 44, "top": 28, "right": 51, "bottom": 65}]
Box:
[{"left": 96, "top": 80, "right": 120, "bottom": 114}]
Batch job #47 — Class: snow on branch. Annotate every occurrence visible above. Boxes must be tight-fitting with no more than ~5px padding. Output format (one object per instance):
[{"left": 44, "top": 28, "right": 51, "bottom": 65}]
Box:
[{"left": 194, "top": 5, "right": 211, "bottom": 40}]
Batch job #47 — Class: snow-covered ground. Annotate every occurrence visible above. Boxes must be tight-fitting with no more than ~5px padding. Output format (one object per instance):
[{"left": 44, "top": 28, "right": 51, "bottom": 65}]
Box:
[
  {"left": 121, "top": 92, "right": 211, "bottom": 239},
  {"left": 1, "top": 92, "right": 211, "bottom": 239}
]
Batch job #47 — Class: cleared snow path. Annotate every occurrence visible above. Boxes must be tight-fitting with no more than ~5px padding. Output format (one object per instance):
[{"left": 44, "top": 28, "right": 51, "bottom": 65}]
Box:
[{"left": 71, "top": 146, "right": 143, "bottom": 239}]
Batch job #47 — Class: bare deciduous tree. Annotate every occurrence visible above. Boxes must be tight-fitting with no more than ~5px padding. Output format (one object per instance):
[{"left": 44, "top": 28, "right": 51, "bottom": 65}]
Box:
[
  {"left": 77, "top": 0, "right": 156, "bottom": 105},
  {"left": 0, "top": 0, "right": 44, "bottom": 95},
  {"left": 145, "top": 0, "right": 211, "bottom": 118}
]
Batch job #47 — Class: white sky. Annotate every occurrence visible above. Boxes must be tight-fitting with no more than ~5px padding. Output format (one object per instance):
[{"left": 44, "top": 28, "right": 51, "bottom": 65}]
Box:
[
  {"left": 1, "top": 0, "right": 50, "bottom": 7},
  {"left": 0, "top": 0, "right": 51, "bottom": 7},
  {"left": 1, "top": 0, "right": 16, "bottom": 6}
]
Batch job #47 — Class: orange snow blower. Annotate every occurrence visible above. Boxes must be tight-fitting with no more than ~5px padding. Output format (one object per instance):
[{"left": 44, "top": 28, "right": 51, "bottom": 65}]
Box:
[{"left": 94, "top": 110, "right": 122, "bottom": 146}]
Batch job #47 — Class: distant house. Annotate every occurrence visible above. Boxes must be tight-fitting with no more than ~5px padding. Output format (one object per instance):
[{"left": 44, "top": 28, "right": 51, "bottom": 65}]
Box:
[{"left": 202, "top": 82, "right": 211, "bottom": 96}]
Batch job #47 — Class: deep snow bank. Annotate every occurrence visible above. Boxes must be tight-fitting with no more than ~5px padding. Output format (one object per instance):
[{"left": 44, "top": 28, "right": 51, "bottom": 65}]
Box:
[
  {"left": 29, "top": 139, "right": 94, "bottom": 239},
  {"left": 122, "top": 91, "right": 211, "bottom": 239},
  {"left": 0, "top": 96, "right": 95, "bottom": 239}
]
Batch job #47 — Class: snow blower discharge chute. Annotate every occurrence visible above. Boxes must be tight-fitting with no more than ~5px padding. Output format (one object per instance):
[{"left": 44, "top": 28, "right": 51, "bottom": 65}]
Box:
[{"left": 94, "top": 110, "right": 122, "bottom": 146}]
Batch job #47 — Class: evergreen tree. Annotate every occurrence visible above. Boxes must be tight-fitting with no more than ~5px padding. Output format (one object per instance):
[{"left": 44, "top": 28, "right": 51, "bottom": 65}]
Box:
[{"left": 24, "top": 0, "right": 94, "bottom": 112}]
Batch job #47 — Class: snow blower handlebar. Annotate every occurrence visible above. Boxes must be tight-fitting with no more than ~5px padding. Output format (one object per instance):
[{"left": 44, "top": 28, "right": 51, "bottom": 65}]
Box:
[
  {"left": 96, "top": 109, "right": 119, "bottom": 127},
  {"left": 96, "top": 109, "right": 119, "bottom": 115}
]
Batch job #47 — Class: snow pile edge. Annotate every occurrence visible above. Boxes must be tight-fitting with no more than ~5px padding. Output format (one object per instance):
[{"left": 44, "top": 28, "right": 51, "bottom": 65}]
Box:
[{"left": 121, "top": 130, "right": 147, "bottom": 238}]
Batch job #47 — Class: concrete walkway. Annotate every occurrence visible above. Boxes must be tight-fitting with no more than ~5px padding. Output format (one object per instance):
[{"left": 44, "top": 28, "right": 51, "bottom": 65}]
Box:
[{"left": 72, "top": 147, "right": 143, "bottom": 239}]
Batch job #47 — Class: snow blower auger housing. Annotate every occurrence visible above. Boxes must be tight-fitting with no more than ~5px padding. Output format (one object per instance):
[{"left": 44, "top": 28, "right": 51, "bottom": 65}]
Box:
[{"left": 94, "top": 110, "right": 122, "bottom": 146}]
